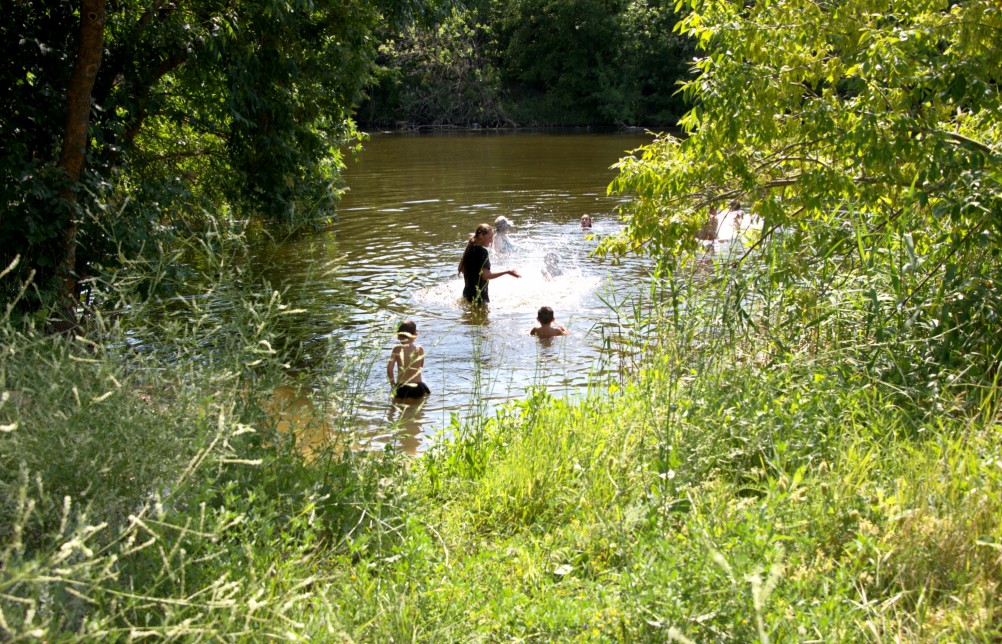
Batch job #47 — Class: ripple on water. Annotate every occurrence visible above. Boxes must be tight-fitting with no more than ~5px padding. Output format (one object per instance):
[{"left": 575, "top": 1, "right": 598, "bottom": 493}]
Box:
[{"left": 251, "top": 132, "right": 657, "bottom": 452}]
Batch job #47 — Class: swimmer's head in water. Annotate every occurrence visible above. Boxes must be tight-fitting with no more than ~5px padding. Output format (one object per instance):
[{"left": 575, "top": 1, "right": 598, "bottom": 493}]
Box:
[
  {"left": 537, "top": 306, "right": 555, "bottom": 324},
  {"left": 580, "top": 214, "right": 592, "bottom": 228},
  {"left": 494, "top": 215, "right": 512, "bottom": 233}
]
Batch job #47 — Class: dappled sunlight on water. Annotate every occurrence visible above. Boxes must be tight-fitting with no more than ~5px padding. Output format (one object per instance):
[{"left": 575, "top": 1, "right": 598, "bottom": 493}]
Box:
[{"left": 248, "top": 131, "right": 657, "bottom": 452}]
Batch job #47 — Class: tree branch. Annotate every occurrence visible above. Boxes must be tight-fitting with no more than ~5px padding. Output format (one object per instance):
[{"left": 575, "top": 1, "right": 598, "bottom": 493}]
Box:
[{"left": 943, "top": 130, "right": 998, "bottom": 158}]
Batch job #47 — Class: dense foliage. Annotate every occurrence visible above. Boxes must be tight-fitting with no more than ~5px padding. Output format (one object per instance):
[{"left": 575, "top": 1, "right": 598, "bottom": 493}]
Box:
[
  {"left": 361, "top": 0, "right": 694, "bottom": 128},
  {"left": 1, "top": 0, "right": 435, "bottom": 316},
  {"left": 1, "top": 224, "right": 407, "bottom": 638},
  {"left": 360, "top": 8, "right": 514, "bottom": 128},
  {"left": 604, "top": 0, "right": 1002, "bottom": 381}
]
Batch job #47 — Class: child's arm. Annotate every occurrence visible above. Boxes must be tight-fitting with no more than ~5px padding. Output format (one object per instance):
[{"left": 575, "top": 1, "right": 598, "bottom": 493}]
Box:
[
  {"left": 386, "top": 347, "right": 399, "bottom": 384},
  {"left": 530, "top": 327, "right": 538, "bottom": 336},
  {"left": 481, "top": 267, "right": 521, "bottom": 280}
]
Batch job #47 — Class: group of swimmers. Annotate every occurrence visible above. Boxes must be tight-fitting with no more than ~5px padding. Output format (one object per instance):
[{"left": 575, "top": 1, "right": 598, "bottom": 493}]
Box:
[{"left": 387, "top": 214, "right": 591, "bottom": 400}]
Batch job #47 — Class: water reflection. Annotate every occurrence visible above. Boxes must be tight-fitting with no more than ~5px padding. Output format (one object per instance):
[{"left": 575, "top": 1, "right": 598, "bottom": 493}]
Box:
[
  {"left": 248, "top": 131, "right": 656, "bottom": 452},
  {"left": 381, "top": 399, "right": 429, "bottom": 455},
  {"left": 263, "top": 385, "right": 331, "bottom": 459}
]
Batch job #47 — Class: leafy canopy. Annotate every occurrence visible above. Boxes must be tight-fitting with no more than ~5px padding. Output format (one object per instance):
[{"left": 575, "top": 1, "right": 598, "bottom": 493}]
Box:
[
  {"left": 1, "top": 0, "right": 438, "bottom": 311},
  {"left": 361, "top": 0, "right": 695, "bottom": 128},
  {"left": 603, "top": 0, "right": 1002, "bottom": 259}
]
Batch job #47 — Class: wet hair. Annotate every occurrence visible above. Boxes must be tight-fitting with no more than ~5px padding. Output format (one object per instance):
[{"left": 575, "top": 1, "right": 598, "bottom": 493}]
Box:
[
  {"left": 458, "top": 223, "right": 494, "bottom": 274},
  {"left": 397, "top": 319, "right": 418, "bottom": 340},
  {"left": 471, "top": 223, "right": 493, "bottom": 242},
  {"left": 494, "top": 215, "right": 512, "bottom": 233},
  {"left": 537, "top": 306, "right": 555, "bottom": 324}
]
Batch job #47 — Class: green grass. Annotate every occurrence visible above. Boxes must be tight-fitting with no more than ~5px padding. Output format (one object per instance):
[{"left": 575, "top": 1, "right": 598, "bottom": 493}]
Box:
[
  {"left": 2, "top": 223, "right": 1002, "bottom": 640},
  {"left": 392, "top": 350, "right": 1002, "bottom": 640}
]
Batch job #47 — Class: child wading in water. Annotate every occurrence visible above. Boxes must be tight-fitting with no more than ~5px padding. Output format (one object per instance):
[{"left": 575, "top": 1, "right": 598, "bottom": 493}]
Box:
[
  {"left": 458, "top": 223, "right": 521, "bottom": 304},
  {"left": 530, "top": 306, "right": 569, "bottom": 338},
  {"left": 386, "top": 320, "right": 430, "bottom": 399}
]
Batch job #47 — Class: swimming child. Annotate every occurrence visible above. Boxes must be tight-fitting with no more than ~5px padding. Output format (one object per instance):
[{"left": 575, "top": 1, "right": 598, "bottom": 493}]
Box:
[
  {"left": 542, "top": 252, "right": 563, "bottom": 281},
  {"left": 386, "top": 320, "right": 431, "bottom": 399},
  {"left": 493, "top": 215, "right": 517, "bottom": 254},
  {"left": 530, "top": 306, "right": 569, "bottom": 338},
  {"left": 580, "top": 214, "right": 592, "bottom": 229},
  {"left": 458, "top": 223, "right": 521, "bottom": 304},
  {"left": 696, "top": 204, "right": 720, "bottom": 241}
]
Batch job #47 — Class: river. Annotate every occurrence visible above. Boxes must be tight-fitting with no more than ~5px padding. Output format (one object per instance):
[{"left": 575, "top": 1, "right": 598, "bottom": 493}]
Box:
[{"left": 250, "top": 130, "right": 657, "bottom": 453}]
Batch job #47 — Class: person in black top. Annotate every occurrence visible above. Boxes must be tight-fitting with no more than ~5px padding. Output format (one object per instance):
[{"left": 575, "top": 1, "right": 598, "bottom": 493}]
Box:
[{"left": 458, "top": 223, "right": 521, "bottom": 304}]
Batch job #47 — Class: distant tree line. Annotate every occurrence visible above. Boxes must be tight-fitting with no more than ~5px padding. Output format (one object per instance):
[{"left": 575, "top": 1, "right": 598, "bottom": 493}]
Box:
[{"left": 358, "top": 0, "right": 695, "bottom": 129}]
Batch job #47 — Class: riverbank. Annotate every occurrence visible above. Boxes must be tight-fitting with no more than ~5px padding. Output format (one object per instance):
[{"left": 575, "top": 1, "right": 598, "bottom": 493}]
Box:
[
  {"left": 3, "top": 231, "right": 999, "bottom": 638},
  {"left": 361, "top": 123, "right": 661, "bottom": 134},
  {"left": 372, "top": 363, "right": 1000, "bottom": 639}
]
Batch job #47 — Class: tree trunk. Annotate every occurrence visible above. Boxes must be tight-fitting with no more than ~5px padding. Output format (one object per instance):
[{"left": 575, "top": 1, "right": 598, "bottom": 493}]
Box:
[{"left": 54, "top": 0, "right": 106, "bottom": 328}]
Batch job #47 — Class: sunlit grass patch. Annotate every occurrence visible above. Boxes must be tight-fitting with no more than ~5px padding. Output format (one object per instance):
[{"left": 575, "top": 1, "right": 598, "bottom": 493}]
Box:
[
  {"left": 399, "top": 326, "right": 1002, "bottom": 640},
  {"left": 420, "top": 388, "right": 648, "bottom": 531}
]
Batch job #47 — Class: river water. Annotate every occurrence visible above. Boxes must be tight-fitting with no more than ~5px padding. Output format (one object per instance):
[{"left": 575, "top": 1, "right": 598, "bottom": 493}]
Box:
[{"left": 250, "top": 130, "right": 657, "bottom": 453}]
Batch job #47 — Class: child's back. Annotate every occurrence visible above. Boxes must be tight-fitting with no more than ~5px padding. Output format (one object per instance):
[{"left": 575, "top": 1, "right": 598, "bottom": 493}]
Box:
[
  {"left": 530, "top": 306, "right": 569, "bottom": 338},
  {"left": 391, "top": 343, "right": 424, "bottom": 382},
  {"left": 531, "top": 323, "right": 569, "bottom": 338},
  {"left": 387, "top": 320, "right": 430, "bottom": 399}
]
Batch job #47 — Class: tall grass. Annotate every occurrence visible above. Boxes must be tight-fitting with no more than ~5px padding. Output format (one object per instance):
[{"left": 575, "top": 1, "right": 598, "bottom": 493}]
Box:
[
  {"left": 3, "top": 202, "right": 1001, "bottom": 640},
  {"left": 0, "top": 220, "right": 407, "bottom": 639},
  {"left": 392, "top": 222, "right": 1002, "bottom": 639}
]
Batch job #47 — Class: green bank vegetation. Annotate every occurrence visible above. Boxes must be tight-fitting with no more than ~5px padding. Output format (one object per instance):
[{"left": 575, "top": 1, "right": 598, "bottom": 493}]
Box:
[
  {"left": 4, "top": 0, "right": 1002, "bottom": 640},
  {"left": 3, "top": 219, "right": 1001, "bottom": 639},
  {"left": 2, "top": 0, "right": 437, "bottom": 321}
]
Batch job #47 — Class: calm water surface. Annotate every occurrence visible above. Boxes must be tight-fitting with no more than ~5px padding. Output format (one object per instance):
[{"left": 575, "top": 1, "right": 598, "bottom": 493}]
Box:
[{"left": 251, "top": 131, "right": 657, "bottom": 452}]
